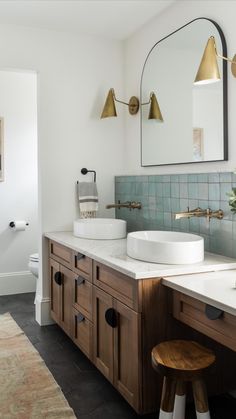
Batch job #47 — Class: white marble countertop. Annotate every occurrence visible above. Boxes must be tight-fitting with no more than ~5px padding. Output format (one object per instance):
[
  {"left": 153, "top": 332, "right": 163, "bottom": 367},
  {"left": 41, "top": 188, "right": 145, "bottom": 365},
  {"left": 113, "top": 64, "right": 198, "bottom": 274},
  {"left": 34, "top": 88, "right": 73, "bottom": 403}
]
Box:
[
  {"left": 45, "top": 231, "right": 236, "bottom": 280},
  {"left": 162, "top": 270, "right": 236, "bottom": 316}
]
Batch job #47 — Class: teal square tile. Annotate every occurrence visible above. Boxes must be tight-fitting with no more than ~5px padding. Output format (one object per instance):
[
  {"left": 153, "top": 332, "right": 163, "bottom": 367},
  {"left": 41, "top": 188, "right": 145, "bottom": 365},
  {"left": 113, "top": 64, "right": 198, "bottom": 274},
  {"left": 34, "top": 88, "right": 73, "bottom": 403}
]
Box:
[
  {"left": 199, "top": 218, "right": 210, "bottom": 235},
  {"left": 188, "top": 183, "right": 198, "bottom": 199},
  {"left": 197, "top": 174, "right": 208, "bottom": 183},
  {"left": 179, "top": 174, "right": 188, "bottom": 183},
  {"left": 198, "top": 183, "right": 208, "bottom": 200},
  {"left": 163, "top": 183, "right": 170, "bottom": 197},
  {"left": 180, "top": 198, "right": 188, "bottom": 211},
  {"left": 148, "top": 196, "right": 156, "bottom": 210},
  {"left": 163, "top": 198, "right": 171, "bottom": 212},
  {"left": 148, "top": 183, "right": 156, "bottom": 196},
  {"left": 209, "top": 183, "right": 220, "bottom": 201},
  {"left": 171, "top": 198, "right": 180, "bottom": 212},
  {"left": 189, "top": 217, "right": 200, "bottom": 233},
  {"left": 156, "top": 183, "right": 163, "bottom": 197},
  {"left": 188, "top": 174, "right": 198, "bottom": 182},
  {"left": 220, "top": 183, "right": 231, "bottom": 201},
  {"left": 156, "top": 211, "right": 164, "bottom": 226},
  {"left": 171, "top": 183, "right": 180, "bottom": 198},
  {"left": 156, "top": 199, "right": 164, "bottom": 211},
  {"left": 179, "top": 218, "right": 190, "bottom": 232},
  {"left": 220, "top": 172, "right": 232, "bottom": 183},
  {"left": 198, "top": 199, "right": 209, "bottom": 210},
  {"left": 208, "top": 173, "right": 219, "bottom": 183},
  {"left": 209, "top": 200, "right": 220, "bottom": 211},
  {"left": 135, "top": 176, "right": 148, "bottom": 182},
  {"left": 220, "top": 219, "right": 233, "bottom": 240},
  {"left": 180, "top": 183, "right": 188, "bottom": 199},
  {"left": 164, "top": 212, "right": 172, "bottom": 228},
  {"left": 171, "top": 175, "right": 179, "bottom": 183},
  {"left": 163, "top": 175, "right": 170, "bottom": 182},
  {"left": 189, "top": 199, "right": 198, "bottom": 208}
]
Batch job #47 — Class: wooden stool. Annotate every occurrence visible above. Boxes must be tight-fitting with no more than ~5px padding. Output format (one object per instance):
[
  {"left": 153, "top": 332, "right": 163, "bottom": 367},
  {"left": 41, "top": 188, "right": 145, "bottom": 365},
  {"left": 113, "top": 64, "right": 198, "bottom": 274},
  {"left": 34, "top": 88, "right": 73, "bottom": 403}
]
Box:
[{"left": 151, "top": 340, "right": 216, "bottom": 419}]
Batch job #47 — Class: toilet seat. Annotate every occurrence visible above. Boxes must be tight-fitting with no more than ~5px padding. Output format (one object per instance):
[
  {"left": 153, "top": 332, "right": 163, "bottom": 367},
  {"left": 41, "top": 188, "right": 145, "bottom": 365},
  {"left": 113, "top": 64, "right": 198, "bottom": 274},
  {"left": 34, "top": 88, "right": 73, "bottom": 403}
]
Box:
[{"left": 29, "top": 253, "right": 39, "bottom": 262}]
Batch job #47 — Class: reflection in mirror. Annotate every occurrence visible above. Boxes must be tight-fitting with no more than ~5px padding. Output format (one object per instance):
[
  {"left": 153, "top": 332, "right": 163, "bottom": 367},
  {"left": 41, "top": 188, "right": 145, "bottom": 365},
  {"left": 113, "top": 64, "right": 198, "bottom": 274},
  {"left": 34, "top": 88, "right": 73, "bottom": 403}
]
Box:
[
  {"left": 0, "top": 118, "right": 4, "bottom": 181},
  {"left": 141, "top": 18, "right": 228, "bottom": 166}
]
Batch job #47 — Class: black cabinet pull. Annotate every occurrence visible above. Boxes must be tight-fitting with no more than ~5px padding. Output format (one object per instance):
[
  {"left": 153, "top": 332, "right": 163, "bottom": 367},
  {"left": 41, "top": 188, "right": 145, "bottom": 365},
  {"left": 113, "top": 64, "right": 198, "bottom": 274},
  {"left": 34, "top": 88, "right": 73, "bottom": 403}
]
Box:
[
  {"left": 105, "top": 308, "right": 118, "bottom": 328},
  {"left": 76, "top": 312, "right": 85, "bottom": 323},
  {"left": 77, "top": 252, "right": 85, "bottom": 261},
  {"left": 54, "top": 271, "right": 62, "bottom": 285},
  {"left": 76, "top": 276, "right": 85, "bottom": 286},
  {"left": 205, "top": 304, "right": 224, "bottom": 320}
]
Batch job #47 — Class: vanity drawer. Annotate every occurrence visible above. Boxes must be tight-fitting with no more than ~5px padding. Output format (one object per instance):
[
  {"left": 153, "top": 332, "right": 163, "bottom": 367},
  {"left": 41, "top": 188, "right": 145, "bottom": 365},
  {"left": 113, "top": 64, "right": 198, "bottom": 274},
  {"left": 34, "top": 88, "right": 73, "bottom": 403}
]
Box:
[
  {"left": 71, "top": 308, "right": 93, "bottom": 360},
  {"left": 72, "top": 251, "right": 92, "bottom": 281},
  {"left": 173, "top": 291, "right": 236, "bottom": 352},
  {"left": 73, "top": 274, "right": 92, "bottom": 321},
  {"left": 49, "top": 240, "right": 72, "bottom": 269},
  {"left": 93, "top": 261, "right": 139, "bottom": 311}
]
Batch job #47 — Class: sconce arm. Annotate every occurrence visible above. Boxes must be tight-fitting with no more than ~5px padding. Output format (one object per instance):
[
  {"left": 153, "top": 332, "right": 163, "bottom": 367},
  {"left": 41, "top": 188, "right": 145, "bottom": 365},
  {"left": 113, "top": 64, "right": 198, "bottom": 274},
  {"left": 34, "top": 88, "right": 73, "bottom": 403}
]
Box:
[{"left": 216, "top": 51, "right": 236, "bottom": 65}]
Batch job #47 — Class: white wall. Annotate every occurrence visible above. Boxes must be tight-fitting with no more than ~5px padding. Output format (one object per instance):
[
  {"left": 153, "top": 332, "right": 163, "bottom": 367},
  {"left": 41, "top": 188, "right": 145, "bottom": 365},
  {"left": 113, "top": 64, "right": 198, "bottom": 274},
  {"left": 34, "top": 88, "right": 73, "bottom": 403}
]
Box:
[
  {"left": 0, "top": 70, "right": 37, "bottom": 295},
  {"left": 124, "top": 0, "right": 236, "bottom": 174},
  {"left": 0, "top": 24, "right": 125, "bottom": 323}
]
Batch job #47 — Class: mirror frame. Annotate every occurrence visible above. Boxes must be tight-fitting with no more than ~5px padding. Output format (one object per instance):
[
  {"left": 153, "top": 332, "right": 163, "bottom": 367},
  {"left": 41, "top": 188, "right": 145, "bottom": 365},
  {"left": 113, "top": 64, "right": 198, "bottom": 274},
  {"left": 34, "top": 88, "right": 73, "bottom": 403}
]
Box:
[{"left": 140, "top": 17, "right": 228, "bottom": 167}]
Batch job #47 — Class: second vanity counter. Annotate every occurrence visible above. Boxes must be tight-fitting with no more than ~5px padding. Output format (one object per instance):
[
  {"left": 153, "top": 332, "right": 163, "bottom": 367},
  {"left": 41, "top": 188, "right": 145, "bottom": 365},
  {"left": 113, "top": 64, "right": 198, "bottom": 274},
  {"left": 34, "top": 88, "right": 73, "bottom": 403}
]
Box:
[{"left": 45, "top": 231, "right": 236, "bottom": 279}]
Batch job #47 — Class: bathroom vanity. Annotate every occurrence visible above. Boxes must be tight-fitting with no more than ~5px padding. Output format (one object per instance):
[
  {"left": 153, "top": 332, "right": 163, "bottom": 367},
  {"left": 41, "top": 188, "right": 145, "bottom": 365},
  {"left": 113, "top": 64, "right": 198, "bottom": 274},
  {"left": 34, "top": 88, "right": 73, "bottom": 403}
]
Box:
[{"left": 45, "top": 232, "right": 236, "bottom": 414}]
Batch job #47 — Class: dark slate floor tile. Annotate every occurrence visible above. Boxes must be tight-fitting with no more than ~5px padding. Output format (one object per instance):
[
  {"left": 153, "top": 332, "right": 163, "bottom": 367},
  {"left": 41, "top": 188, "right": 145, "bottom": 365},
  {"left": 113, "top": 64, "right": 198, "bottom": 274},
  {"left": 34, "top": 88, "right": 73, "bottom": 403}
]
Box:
[{"left": 1, "top": 293, "right": 236, "bottom": 419}]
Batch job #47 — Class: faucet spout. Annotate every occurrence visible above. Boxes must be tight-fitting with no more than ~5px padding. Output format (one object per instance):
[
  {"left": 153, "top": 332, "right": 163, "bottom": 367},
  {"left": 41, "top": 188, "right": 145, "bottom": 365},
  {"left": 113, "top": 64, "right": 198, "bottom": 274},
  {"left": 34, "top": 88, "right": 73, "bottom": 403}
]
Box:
[
  {"left": 175, "top": 207, "right": 206, "bottom": 220},
  {"left": 106, "top": 201, "right": 142, "bottom": 210}
]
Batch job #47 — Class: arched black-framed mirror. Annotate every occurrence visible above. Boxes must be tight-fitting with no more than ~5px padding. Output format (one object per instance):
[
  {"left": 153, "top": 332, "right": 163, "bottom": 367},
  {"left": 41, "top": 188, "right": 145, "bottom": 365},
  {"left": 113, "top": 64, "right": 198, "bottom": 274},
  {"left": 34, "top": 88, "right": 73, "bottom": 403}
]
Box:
[{"left": 140, "top": 18, "right": 228, "bottom": 167}]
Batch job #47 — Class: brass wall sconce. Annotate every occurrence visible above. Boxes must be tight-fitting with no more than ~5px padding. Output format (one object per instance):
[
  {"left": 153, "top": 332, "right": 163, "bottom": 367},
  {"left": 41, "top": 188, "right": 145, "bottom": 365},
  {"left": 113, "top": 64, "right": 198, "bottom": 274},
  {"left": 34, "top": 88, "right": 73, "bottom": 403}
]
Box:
[
  {"left": 101, "top": 88, "right": 163, "bottom": 121},
  {"left": 194, "top": 36, "right": 236, "bottom": 85}
]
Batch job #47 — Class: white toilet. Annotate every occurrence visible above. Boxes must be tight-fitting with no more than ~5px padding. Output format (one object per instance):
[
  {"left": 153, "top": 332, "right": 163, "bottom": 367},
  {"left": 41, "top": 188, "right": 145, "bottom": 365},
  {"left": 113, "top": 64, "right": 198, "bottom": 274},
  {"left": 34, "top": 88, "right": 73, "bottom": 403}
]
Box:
[{"left": 28, "top": 253, "right": 39, "bottom": 278}]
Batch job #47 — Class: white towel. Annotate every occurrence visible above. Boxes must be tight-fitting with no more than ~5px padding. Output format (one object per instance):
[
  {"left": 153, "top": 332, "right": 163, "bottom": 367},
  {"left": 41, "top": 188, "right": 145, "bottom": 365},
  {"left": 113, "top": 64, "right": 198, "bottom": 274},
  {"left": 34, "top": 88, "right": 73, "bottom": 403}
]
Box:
[{"left": 77, "top": 181, "right": 98, "bottom": 218}]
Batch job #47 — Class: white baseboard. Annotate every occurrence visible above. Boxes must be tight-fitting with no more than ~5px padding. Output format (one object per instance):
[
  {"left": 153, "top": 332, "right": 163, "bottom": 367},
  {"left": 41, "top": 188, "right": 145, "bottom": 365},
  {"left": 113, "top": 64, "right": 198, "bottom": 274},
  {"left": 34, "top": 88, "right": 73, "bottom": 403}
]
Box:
[
  {"left": 0, "top": 271, "right": 36, "bottom": 295},
  {"left": 35, "top": 295, "right": 54, "bottom": 326}
]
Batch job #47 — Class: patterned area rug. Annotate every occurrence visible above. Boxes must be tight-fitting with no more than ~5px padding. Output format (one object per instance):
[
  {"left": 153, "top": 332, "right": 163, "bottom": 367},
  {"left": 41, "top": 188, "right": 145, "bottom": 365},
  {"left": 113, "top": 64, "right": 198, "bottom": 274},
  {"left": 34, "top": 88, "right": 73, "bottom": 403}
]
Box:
[{"left": 0, "top": 312, "right": 76, "bottom": 418}]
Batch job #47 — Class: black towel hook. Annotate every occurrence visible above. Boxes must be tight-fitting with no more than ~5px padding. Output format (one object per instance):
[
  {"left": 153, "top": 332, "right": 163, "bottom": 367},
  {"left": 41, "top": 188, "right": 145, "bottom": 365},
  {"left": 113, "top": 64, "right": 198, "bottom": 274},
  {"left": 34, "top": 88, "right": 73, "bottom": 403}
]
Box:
[{"left": 81, "top": 167, "right": 96, "bottom": 182}]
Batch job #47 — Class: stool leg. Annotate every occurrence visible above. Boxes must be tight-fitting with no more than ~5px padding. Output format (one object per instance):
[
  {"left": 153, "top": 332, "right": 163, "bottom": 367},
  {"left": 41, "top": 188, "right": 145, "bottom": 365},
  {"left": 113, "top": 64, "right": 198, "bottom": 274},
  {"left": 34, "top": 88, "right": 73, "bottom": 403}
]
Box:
[
  {"left": 159, "top": 376, "right": 177, "bottom": 419},
  {"left": 173, "top": 381, "right": 186, "bottom": 419},
  {"left": 192, "top": 379, "right": 211, "bottom": 419}
]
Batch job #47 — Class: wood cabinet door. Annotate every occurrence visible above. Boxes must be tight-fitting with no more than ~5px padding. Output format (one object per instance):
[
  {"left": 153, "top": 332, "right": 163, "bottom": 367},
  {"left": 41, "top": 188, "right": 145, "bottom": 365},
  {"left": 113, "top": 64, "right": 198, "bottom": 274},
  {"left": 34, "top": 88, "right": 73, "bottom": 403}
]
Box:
[
  {"left": 60, "top": 264, "right": 73, "bottom": 337},
  {"left": 93, "top": 286, "right": 114, "bottom": 383},
  {"left": 113, "top": 299, "right": 141, "bottom": 412},
  {"left": 49, "top": 258, "right": 61, "bottom": 324}
]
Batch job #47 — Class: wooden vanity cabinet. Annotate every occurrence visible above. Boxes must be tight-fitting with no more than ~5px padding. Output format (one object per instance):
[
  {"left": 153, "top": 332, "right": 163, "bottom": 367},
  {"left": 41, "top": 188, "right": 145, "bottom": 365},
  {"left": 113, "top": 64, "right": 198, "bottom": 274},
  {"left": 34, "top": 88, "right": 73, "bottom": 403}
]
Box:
[
  {"left": 49, "top": 258, "right": 73, "bottom": 337},
  {"left": 48, "top": 240, "right": 167, "bottom": 414},
  {"left": 93, "top": 285, "right": 141, "bottom": 411}
]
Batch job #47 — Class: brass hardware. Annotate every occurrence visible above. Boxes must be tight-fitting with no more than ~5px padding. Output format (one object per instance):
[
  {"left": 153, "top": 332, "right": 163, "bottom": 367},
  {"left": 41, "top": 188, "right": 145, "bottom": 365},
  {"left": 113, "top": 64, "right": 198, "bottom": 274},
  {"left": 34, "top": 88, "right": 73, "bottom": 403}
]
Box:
[
  {"left": 106, "top": 200, "right": 142, "bottom": 210},
  {"left": 101, "top": 89, "right": 162, "bottom": 119},
  {"left": 175, "top": 207, "right": 224, "bottom": 221},
  {"left": 194, "top": 36, "right": 236, "bottom": 84},
  {"left": 101, "top": 88, "right": 139, "bottom": 118},
  {"left": 128, "top": 96, "right": 139, "bottom": 115},
  {"left": 148, "top": 92, "right": 164, "bottom": 121}
]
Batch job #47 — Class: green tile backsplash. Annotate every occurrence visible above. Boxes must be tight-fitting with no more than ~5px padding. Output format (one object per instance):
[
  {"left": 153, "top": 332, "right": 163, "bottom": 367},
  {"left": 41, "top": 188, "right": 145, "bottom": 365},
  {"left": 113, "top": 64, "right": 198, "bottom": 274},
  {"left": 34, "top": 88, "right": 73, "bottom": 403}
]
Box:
[{"left": 115, "top": 172, "right": 236, "bottom": 259}]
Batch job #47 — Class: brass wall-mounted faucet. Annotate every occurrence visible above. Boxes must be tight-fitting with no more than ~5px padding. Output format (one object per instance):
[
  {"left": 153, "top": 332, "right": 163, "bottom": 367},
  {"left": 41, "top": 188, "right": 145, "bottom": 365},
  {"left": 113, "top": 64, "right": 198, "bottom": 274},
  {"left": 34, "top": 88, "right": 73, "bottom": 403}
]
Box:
[
  {"left": 175, "top": 207, "right": 224, "bottom": 221},
  {"left": 106, "top": 200, "right": 142, "bottom": 211}
]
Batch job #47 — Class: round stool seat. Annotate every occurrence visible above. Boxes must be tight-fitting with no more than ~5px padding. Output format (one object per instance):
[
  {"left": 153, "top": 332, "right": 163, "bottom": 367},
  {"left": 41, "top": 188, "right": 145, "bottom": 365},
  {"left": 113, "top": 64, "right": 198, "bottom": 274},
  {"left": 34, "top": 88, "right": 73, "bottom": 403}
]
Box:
[{"left": 152, "top": 340, "right": 215, "bottom": 379}]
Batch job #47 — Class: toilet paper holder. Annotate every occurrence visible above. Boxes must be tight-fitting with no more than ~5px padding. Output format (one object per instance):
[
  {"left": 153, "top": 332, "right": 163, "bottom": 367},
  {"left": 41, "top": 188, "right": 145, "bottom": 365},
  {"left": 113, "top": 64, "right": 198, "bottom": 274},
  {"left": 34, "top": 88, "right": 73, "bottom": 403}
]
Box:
[{"left": 9, "top": 221, "right": 29, "bottom": 228}]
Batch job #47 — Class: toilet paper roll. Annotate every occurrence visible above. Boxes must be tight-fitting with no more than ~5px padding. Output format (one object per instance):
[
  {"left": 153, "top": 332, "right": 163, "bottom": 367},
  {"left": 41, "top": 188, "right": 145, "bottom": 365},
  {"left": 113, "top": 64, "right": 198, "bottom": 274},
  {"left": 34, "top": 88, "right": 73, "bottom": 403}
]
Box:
[{"left": 9, "top": 221, "right": 28, "bottom": 231}]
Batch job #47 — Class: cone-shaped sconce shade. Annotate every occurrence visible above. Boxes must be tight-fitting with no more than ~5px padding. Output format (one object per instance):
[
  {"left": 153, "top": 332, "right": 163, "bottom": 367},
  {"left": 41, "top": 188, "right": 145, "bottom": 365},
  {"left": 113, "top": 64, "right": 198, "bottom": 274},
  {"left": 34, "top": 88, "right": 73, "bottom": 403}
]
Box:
[
  {"left": 148, "top": 93, "right": 163, "bottom": 121},
  {"left": 194, "top": 37, "right": 221, "bottom": 85},
  {"left": 101, "top": 89, "right": 117, "bottom": 118}
]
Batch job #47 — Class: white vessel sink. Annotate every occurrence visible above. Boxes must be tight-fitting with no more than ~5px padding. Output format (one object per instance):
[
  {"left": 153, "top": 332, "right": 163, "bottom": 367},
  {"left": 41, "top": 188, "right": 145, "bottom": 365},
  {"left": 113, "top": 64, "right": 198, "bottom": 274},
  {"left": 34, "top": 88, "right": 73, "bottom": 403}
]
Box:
[
  {"left": 73, "top": 218, "right": 127, "bottom": 240},
  {"left": 127, "top": 231, "right": 204, "bottom": 264}
]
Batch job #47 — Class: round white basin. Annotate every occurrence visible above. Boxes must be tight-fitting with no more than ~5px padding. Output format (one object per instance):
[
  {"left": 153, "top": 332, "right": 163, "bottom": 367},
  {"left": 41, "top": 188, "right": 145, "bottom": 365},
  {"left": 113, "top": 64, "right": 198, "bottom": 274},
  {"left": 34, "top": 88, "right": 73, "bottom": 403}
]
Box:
[
  {"left": 73, "top": 218, "right": 127, "bottom": 240},
  {"left": 127, "top": 231, "right": 204, "bottom": 264}
]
